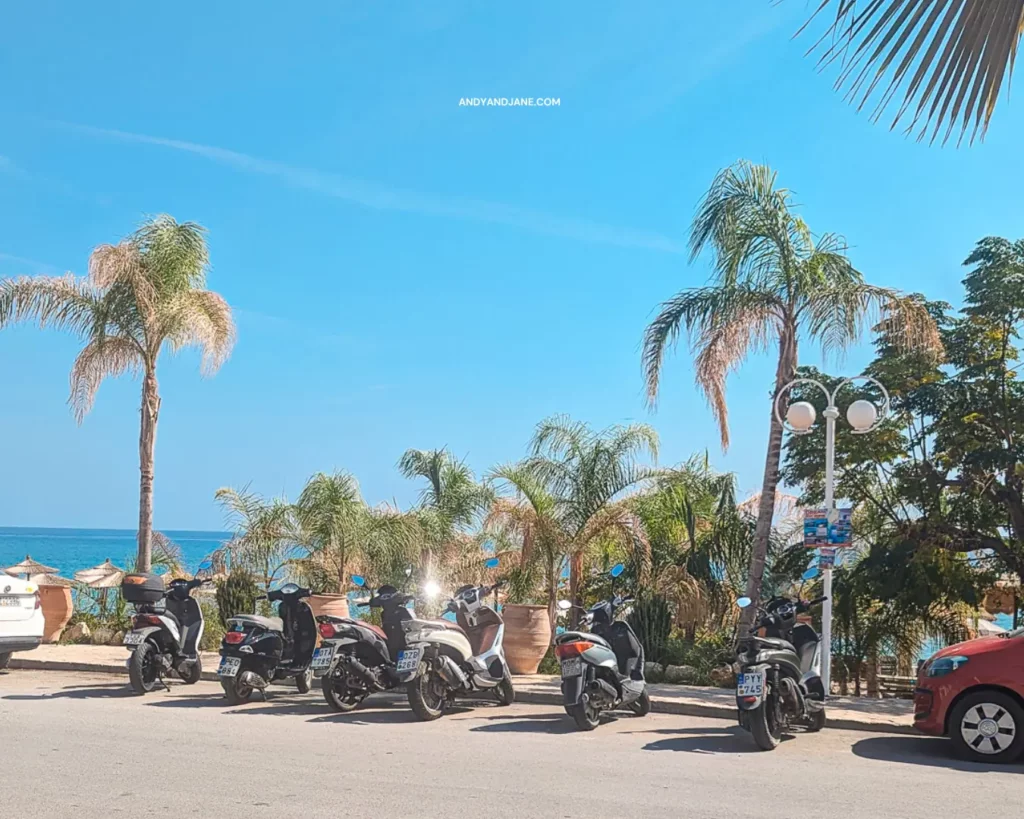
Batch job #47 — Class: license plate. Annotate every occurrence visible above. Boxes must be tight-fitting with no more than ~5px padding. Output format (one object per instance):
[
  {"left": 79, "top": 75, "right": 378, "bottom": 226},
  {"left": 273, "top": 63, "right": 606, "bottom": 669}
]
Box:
[
  {"left": 737, "top": 671, "right": 765, "bottom": 697},
  {"left": 396, "top": 648, "right": 422, "bottom": 674},
  {"left": 218, "top": 657, "right": 241, "bottom": 677},
  {"left": 561, "top": 658, "right": 582, "bottom": 678},
  {"left": 311, "top": 645, "right": 334, "bottom": 670},
  {"left": 123, "top": 632, "right": 145, "bottom": 646},
  {"left": 0, "top": 596, "right": 20, "bottom": 607}
]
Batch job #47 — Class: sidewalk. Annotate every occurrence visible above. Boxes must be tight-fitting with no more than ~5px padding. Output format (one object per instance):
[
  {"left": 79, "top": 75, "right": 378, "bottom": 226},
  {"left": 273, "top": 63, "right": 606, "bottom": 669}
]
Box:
[{"left": 7, "top": 645, "right": 916, "bottom": 734}]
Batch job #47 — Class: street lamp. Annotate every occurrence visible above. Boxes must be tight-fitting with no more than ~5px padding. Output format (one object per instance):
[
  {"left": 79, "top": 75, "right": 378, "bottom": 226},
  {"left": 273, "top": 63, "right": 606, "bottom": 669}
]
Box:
[{"left": 775, "top": 376, "right": 890, "bottom": 696}]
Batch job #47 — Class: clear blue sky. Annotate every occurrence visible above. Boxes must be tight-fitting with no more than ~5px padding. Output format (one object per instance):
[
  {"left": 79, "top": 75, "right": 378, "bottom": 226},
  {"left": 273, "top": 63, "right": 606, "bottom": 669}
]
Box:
[{"left": 1, "top": 1, "right": 1022, "bottom": 530}]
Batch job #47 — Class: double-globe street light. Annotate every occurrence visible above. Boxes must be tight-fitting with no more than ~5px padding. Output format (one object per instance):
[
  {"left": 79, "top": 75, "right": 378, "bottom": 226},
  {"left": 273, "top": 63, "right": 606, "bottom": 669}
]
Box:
[{"left": 775, "top": 375, "right": 890, "bottom": 696}]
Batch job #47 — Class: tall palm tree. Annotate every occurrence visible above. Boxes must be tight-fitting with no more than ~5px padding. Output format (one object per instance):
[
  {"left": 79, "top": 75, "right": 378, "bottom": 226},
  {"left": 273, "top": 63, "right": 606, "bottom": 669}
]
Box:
[
  {"left": 800, "top": 2, "right": 1024, "bottom": 145},
  {"left": 0, "top": 216, "right": 235, "bottom": 571},
  {"left": 215, "top": 487, "right": 298, "bottom": 593},
  {"left": 642, "top": 161, "right": 939, "bottom": 624}
]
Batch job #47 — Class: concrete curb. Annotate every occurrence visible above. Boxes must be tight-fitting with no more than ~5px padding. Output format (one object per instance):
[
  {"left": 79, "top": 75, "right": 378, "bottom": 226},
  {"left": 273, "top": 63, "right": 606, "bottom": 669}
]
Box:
[{"left": 9, "top": 657, "right": 915, "bottom": 734}]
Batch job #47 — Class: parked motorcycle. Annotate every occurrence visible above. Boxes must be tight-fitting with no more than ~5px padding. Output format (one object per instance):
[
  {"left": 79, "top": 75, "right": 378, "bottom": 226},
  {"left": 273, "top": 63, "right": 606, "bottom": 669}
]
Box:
[
  {"left": 734, "top": 567, "right": 828, "bottom": 750},
  {"left": 121, "top": 571, "right": 211, "bottom": 694},
  {"left": 401, "top": 558, "right": 515, "bottom": 721},
  {"left": 316, "top": 574, "right": 417, "bottom": 712},
  {"left": 217, "top": 582, "right": 319, "bottom": 704},
  {"left": 553, "top": 563, "right": 649, "bottom": 730}
]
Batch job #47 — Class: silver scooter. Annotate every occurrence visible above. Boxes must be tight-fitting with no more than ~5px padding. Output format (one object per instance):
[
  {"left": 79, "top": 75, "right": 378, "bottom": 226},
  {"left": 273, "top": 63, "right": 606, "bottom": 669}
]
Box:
[{"left": 554, "top": 563, "right": 650, "bottom": 730}]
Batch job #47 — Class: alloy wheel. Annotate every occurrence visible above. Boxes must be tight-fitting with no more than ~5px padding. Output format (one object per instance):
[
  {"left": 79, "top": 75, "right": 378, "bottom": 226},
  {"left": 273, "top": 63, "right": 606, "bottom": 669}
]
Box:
[{"left": 960, "top": 703, "right": 1017, "bottom": 755}]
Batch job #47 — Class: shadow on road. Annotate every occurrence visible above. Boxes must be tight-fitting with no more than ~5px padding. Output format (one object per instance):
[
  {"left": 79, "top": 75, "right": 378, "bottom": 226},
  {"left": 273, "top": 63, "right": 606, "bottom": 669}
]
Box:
[
  {"left": 3, "top": 682, "right": 136, "bottom": 701},
  {"left": 469, "top": 711, "right": 579, "bottom": 735},
  {"left": 628, "top": 726, "right": 768, "bottom": 754},
  {"left": 852, "top": 736, "right": 1024, "bottom": 774}
]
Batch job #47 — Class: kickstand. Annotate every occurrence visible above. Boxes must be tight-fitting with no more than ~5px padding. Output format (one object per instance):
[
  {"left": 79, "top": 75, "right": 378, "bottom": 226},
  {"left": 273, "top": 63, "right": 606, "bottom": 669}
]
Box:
[
  {"left": 259, "top": 687, "right": 269, "bottom": 702},
  {"left": 157, "top": 675, "right": 170, "bottom": 692}
]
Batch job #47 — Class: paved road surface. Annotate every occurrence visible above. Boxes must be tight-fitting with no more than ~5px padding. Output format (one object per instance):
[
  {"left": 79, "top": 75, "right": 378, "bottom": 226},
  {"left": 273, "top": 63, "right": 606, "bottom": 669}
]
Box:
[{"left": 1, "top": 670, "right": 1019, "bottom": 818}]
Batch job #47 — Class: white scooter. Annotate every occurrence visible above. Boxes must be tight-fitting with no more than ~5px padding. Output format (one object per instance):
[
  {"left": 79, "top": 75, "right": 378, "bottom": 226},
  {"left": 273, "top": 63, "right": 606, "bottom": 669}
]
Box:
[{"left": 400, "top": 558, "right": 515, "bottom": 720}]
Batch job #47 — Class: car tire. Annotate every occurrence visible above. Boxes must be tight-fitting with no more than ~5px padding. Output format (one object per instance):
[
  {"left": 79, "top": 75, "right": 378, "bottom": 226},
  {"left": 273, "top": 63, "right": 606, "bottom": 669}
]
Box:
[
  {"left": 0, "top": 652, "right": 10, "bottom": 671},
  {"left": 949, "top": 690, "right": 1024, "bottom": 764}
]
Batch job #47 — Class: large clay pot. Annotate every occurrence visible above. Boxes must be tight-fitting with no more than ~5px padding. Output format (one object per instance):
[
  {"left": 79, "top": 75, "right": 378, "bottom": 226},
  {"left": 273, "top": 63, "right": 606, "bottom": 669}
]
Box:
[
  {"left": 38, "top": 585, "right": 73, "bottom": 643},
  {"left": 503, "top": 604, "right": 551, "bottom": 674},
  {"left": 307, "top": 593, "right": 350, "bottom": 620}
]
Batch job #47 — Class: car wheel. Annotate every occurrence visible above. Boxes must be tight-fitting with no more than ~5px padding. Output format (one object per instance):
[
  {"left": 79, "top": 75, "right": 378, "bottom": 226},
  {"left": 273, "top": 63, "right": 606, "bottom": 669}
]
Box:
[{"left": 949, "top": 690, "right": 1024, "bottom": 763}]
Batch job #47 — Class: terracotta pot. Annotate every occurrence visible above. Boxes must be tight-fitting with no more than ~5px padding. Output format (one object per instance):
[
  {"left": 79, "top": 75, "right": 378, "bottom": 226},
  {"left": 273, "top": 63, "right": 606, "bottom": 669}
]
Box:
[
  {"left": 38, "top": 585, "right": 73, "bottom": 643},
  {"left": 307, "top": 593, "right": 350, "bottom": 619},
  {"left": 502, "top": 604, "right": 551, "bottom": 674}
]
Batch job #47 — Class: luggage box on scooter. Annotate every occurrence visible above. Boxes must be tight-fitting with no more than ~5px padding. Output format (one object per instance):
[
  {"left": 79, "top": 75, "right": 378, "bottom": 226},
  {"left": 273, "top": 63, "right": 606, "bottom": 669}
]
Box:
[{"left": 121, "top": 572, "right": 165, "bottom": 604}]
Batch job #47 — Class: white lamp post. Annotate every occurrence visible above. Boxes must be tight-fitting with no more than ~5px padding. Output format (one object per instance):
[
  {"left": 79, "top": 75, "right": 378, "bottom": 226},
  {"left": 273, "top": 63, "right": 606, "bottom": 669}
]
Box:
[{"left": 775, "top": 376, "right": 889, "bottom": 697}]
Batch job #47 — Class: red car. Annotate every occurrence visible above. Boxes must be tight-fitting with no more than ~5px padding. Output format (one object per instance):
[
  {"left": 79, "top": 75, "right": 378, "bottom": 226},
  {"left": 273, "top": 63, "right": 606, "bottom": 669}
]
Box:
[{"left": 914, "top": 627, "right": 1024, "bottom": 763}]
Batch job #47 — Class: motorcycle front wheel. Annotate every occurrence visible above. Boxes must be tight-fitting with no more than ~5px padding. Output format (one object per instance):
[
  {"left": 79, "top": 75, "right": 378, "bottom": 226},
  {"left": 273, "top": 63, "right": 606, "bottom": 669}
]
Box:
[
  {"left": 296, "top": 667, "right": 313, "bottom": 694},
  {"left": 749, "top": 692, "right": 784, "bottom": 750},
  {"left": 128, "top": 642, "right": 160, "bottom": 695},
  {"left": 494, "top": 671, "right": 515, "bottom": 706},
  {"left": 322, "top": 674, "right": 367, "bottom": 713},
  {"left": 407, "top": 664, "right": 447, "bottom": 721},
  {"left": 629, "top": 689, "right": 651, "bottom": 716},
  {"left": 181, "top": 657, "right": 202, "bottom": 685}
]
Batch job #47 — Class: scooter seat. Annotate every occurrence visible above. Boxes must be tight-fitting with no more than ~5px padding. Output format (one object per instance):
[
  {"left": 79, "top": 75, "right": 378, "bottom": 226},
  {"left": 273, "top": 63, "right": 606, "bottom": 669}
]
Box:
[{"left": 231, "top": 614, "right": 283, "bottom": 632}]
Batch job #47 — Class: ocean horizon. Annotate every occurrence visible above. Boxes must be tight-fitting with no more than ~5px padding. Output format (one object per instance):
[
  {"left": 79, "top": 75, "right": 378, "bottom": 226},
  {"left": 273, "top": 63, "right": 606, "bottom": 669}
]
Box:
[{"left": 0, "top": 526, "right": 230, "bottom": 577}]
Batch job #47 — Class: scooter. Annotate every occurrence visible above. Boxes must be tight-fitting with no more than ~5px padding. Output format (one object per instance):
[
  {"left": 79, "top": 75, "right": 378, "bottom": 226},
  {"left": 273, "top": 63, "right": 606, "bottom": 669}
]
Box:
[
  {"left": 553, "top": 563, "right": 650, "bottom": 731},
  {"left": 401, "top": 557, "right": 515, "bottom": 721},
  {"left": 734, "top": 567, "right": 828, "bottom": 750},
  {"left": 316, "top": 575, "right": 416, "bottom": 712},
  {"left": 217, "top": 582, "right": 319, "bottom": 704},
  {"left": 121, "top": 571, "right": 211, "bottom": 695}
]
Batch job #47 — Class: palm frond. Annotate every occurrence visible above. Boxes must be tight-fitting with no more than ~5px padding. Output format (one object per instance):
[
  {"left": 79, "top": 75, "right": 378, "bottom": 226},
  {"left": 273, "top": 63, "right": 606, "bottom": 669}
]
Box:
[
  {"left": 0, "top": 275, "right": 104, "bottom": 336},
  {"left": 68, "top": 335, "right": 143, "bottom": 422},
  {"left": 162, "top": 289, "right": 236, "bottom": 375},
  {"left": 803, "top": 0, "right": 1024, "bottom": 145}
]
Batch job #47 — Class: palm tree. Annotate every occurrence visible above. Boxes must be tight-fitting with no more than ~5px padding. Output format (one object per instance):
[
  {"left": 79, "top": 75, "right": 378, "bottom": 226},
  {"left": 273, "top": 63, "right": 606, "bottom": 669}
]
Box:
[
  {"left": 215, "top": 487, "right": 298, "bottom": 593},
  {"left": 497, "top": 415, "right": 658, "bottom": 626},
  {"left": 642, "top": 161, "right": 939, "bottom": 625},
  {"left": 294, "top": 471, "right": 419, "bottom": 592},
  {"left": 0, "top": 216, "right": 235, "bottom": 571},
  {"left": 800, "top": 2, "right": 1024, "bottom": 145},
  {"left": 398, "top": 448, "right": 492, "bottom": 581}
]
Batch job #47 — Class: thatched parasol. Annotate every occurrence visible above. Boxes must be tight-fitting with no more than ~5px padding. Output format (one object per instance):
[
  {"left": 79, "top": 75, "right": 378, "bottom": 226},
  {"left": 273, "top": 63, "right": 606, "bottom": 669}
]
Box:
[
  {"left": 5, "top": 555, "right": 59, "bottom": 577},
  {"left": 29, "top": 572, "right": 74, "bottom": 588},
  {"left": 74, "top": 559, "right": 124, "bottom": 586}
]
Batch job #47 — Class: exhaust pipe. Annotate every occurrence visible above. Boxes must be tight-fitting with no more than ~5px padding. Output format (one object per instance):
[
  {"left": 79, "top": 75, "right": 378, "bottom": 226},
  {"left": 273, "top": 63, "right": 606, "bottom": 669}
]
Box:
[
  {"left": 436, "top": 655, "right": 470, "bottom": 690},
  {"left": 587, "top": 678, "right": 618, "bottom": 705},
  {"left": 342, "top": 656, "right": 384, "bottom": 691}
]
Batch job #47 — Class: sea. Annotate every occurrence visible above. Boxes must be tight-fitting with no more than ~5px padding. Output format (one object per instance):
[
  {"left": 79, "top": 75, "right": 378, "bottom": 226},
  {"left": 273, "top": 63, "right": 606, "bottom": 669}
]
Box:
[{"left": 0, "top": 526, "right": 229, "bottom": 578}]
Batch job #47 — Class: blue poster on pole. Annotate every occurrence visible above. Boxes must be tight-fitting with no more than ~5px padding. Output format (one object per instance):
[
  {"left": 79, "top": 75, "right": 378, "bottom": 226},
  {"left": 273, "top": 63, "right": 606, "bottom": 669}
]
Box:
[{"left": 804, "top": 507, "right": 853, "bottom": 548}]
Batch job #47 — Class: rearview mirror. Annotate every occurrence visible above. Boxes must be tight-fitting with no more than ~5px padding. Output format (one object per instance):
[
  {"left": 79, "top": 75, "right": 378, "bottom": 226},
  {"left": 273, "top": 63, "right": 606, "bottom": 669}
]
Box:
[
  {"left": 736, "top": 597, "right": 752, "bottom": 609},
  {"left": 609, "top": 563, "right": 625, "bottom": 578},
  {"left": 350, "top": 575, "right": 366, "bottom": 588},
  {"left": 484, "top": 557, "right": 500, "bottom": 569},
  {"left": 802, "top": 567, "right": 819, "bottom": 581},
  {"left": 557, "top": 599, "right": 572, "bottom": 611}
]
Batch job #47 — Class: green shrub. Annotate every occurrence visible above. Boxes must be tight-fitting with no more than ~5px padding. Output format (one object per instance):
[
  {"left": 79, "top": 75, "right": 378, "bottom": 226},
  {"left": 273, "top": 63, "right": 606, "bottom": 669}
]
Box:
[
  {"left": 627, "top": 594, "right": 672, "bottom": 664},
  {"left": 537, "top": 647, "right": 560, "bottom": 675},
  {"left": 199, "top": 599, "right": 226, "bottom": 651},
  {"left": 215, "top": 571, "right": 259, "bottom": 628}
]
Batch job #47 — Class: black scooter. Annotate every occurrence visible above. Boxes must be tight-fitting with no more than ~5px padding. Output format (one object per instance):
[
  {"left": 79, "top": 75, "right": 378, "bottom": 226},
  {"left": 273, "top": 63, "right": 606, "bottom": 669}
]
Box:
[
  {"left": 735, "top": 567, "right": 828, "bottom": 750},
  {"left": 217, "top": 583, "right": 319, "bottom": 704},
  {"left": 317, "top": 574, "right": 415, "bottom": 712},
  {"left": 554, "top": 563, "right": 650, "bottom": 730},
  {"left": 121, "top": 573, "right": 212, "bottom": 694}
]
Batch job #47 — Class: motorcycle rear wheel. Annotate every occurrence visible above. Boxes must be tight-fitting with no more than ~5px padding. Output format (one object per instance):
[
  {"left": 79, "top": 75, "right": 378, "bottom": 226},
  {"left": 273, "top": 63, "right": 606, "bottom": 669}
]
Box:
[
  {"left": 221, "top": 675, "right": 254, "bottom": 705},
  {"left": 296, "top": 667, "right": 313, "bottom": 694},
  {"left": 567, "top": 698, "right": 600, "bottom": 731},
  {"left": 407, "top": 666, "right": 447, "bottom": 721},
  {"left": 322, "top": 674, "right": 367, "bottom": 712},
  {"left": 128, "top": 643, "right": 159, "bottom": 695},
  {"left": 494, "top": 672, "right": 515, "bottom": 706},
  {"left": 749, "top": 694, "right": 783, "bottom": 750},
  {"left": 806, "top": 707, "right": 826, "bottom": 732}
]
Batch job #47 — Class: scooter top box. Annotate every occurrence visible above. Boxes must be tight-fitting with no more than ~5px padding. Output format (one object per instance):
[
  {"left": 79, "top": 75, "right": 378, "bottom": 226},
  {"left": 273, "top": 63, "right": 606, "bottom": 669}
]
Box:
[{"left": 121, "top": 572, "right": 165, "bottom": 604}]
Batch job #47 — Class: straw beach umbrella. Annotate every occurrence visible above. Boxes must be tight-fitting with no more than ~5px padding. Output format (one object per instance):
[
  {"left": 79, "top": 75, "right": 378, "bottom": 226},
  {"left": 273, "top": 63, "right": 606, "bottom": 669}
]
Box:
[
  {"left": 74, "top": 559, "right": 124, "bottom": 585},
  {"left": 4, "top": 555, "right": 58, "bottom": 577},
  {"left": 29, "top": 573, "right": 73, "bottom": 588}
]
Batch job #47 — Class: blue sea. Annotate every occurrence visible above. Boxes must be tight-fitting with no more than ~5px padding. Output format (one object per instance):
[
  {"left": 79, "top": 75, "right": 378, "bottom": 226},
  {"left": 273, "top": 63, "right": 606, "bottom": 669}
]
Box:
[{"left": 0, "top": 526, "right": 229, "bottom": 578}]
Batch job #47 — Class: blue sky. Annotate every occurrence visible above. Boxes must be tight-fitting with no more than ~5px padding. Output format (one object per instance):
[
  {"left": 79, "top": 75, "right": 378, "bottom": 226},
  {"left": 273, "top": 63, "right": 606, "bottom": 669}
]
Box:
[{"left": 2, "top": 1, "right": 1023, "bottom": 530}]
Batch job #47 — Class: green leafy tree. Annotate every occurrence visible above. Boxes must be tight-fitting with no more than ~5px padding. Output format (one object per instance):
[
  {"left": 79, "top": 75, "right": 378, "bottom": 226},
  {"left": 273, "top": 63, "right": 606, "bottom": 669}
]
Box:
[
  {"left": 0, "top": 216, "right": 235, "bottom": 571},
  {"left": 642, "top": 161, "right": 938, "bottom": 626}
]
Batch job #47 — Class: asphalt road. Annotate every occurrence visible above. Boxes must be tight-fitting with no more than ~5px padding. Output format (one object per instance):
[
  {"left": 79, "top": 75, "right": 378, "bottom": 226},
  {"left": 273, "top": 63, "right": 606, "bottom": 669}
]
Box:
[{"left": 1, "top": 670, "right": 1020, "bottom": 819}]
